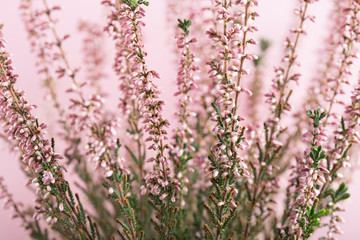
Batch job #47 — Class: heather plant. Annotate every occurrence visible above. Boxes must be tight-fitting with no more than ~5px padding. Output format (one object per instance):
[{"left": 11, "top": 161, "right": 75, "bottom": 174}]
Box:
[{"left": 1, "top": 0, "right": 360, "bottom": 239}]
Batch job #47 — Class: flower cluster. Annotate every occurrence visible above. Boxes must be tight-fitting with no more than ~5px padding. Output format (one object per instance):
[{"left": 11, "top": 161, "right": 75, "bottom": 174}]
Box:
[
  {"left": 0, "top": 26, "right": 98, "bottom": 239},
  {"left": 167, "top": 19, "right": 200, "bottom": 236},
  {"left": 284, "top": 108, "right": 330, "bottom": 237},
  {"left": 203, "top": 0, "right": 259, "bottom": 238},
  {"left": 103, "top": 0, "right": 178, "bottom": 238},
  {"left": 170, "top": 18, "right": 198, "bottom": 200}
]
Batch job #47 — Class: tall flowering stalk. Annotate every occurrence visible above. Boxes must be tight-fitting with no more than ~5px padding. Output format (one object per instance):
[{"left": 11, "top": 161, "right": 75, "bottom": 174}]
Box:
[
  {"left": 303, "top": 2, "right": 360, "bottom": 237},
  {"left": 305, "top": 0, "right": 347, "bottom": 110},
  {"left": 44, "top": 4, "right": 143, "bottom": 238},
  {"left": 317, "top": 79, "right": 360, "bottom": 238},
  {"left": 166, "top": 1, "right": 219, "bottom": 172},
  {"left": 102, "top": 0, "right": 178, "bottom": 238},
  {"left": 104, "top": 0, "right": 150, "bottom": 229},
  {"left": 283, "top": 108, "right": 331, "bottom": 239},
  {"left": 19, "top": 0, "right": 64, "bottom": 121},
  {"left": 312, "top": 0, "right": 360, "bottom": 205},
  {"left": 167, "top": 3, "right": 219, "bottom": 237},
  {"left": 0, "top": 130, "right": 79, "bottom": 238},
  {"left": 322, "top": 1, "right": 360, "bottom": 127},
  {"left": 167, "top": 0, "right": 216, "bottom": 201},
  {"left": 169, "top": 19, "right": 199, "bottom": 237},
  {"left": 278, "top": 0, "right": 347, "bottom": 181},
  {"left": 0, "top": 27, "right": 100, "bottom": 239},
  {"left": 203, "top": 0, "right": 258, "bottom": 239},
  {"left": 278, "top": 2, "right": 360, "bottom": 238}
]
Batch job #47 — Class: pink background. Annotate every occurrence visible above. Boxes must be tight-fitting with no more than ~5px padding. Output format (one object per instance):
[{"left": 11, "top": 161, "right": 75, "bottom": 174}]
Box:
[{"left": 0, "top": 0, "right": 359, "bottom": 239}]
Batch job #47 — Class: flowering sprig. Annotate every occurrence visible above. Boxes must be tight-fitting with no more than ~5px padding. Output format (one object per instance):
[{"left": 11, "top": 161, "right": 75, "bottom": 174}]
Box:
[
  {"left": 39, "top": 0, "right": 83, "bottom": 102},
  {"left": 276, "top": 6, "right": 360, "bottom": 232},
  {"left": 0, "top": 130, "right": 81, "bottom": 238},
  {"left": 167, "top": 3, "right": 218, "bottom": 237},
  {"left": 102, "top": 0, "right": 177, "bottom": 238},
  {"left": 277, "top": 0, "right": 349, "bottom": 187},
  {"left": 104, "top": 0, "right": 150, "bottom": 227},
  {"left": 19, "top": 0, "right": 64, "bottom": 121},
  {"left": 306, "top": 3, "right": 360, "bottom": 236},
  {"left": 303, "top": 0, "right": 348, "bottom": 111},
  {"left": 282, "top": 108, "right": 331, "bottom": 238},
  {"left": 167, "top": 3, "right": 218, "bottom": 207},
  {"left": 265, "top": 0, "right": 317, "bottom": 117},
  {"left": 203, "top": 0, "right": 258, "bottom": 239},
  {"left": 169, "top": 19, "right": 199, "bottom": 237},
  {"left": 0, "top": 27, "right": 98, "bottom": 240},
  {"left": 322, "top": 1, "right": 360, "bottom": 127},
  {"left": 313, "top": 78, "right": 360, "bottom": 238},
  {"left": 261, "top": 0, "right": 318, "bottom": 165}
]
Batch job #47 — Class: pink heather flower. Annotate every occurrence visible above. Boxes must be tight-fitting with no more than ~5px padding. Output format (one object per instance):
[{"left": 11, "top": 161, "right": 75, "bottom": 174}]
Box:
[
  {"left": 265, "top": 0, "right": 319, "bottom": 126},
  {"left": 42, "top": 171, "right": 55, "bottom": 185},
  {"left": 159, "top": 193, "right": 167, "bottom": 201},
  {"left": 167, "top": 0, "right": 217, "bottom": 190},
  {"left": 59, "top": 202, "right": 64, "bottom": 212},
  {"left": 242, "top": 1, "right": 321, "bottom": 236}
]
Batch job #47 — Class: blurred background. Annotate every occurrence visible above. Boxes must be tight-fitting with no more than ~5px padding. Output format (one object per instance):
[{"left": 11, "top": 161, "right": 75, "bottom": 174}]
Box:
[{"left": 0, "top": 0, "right": 359, "bottom": 239}]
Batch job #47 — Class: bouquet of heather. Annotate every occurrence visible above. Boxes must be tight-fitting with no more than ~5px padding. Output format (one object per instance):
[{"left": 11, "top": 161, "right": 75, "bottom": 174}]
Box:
[{"left": 1, "top": 0, "right": 360, "bottom": 239}]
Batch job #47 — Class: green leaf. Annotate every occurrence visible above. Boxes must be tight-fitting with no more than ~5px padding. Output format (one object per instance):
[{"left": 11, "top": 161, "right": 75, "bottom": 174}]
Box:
[
  {"left": 319, "top": 150, "right": 326, "bottom": 160},
  {"left": 124, "top": 0, "right": 138, "bottom": 8},
  {"left": 335, "top": 182, "right": 348, "bottom": 198},
  {"left": 204, "top": 203, "right": 217, "bottom": 226},
  {"left": 212, "top": 101, "right": 221, "bottom": 116},
  {"left": 177, "top": 18, "right": 192, "bottom": 36},
  {"left": 313, "top": 209, "right": 331, "bottom": 218},
  {"left": 307, "top": 110, "right": 313, "bottom": 119}
]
